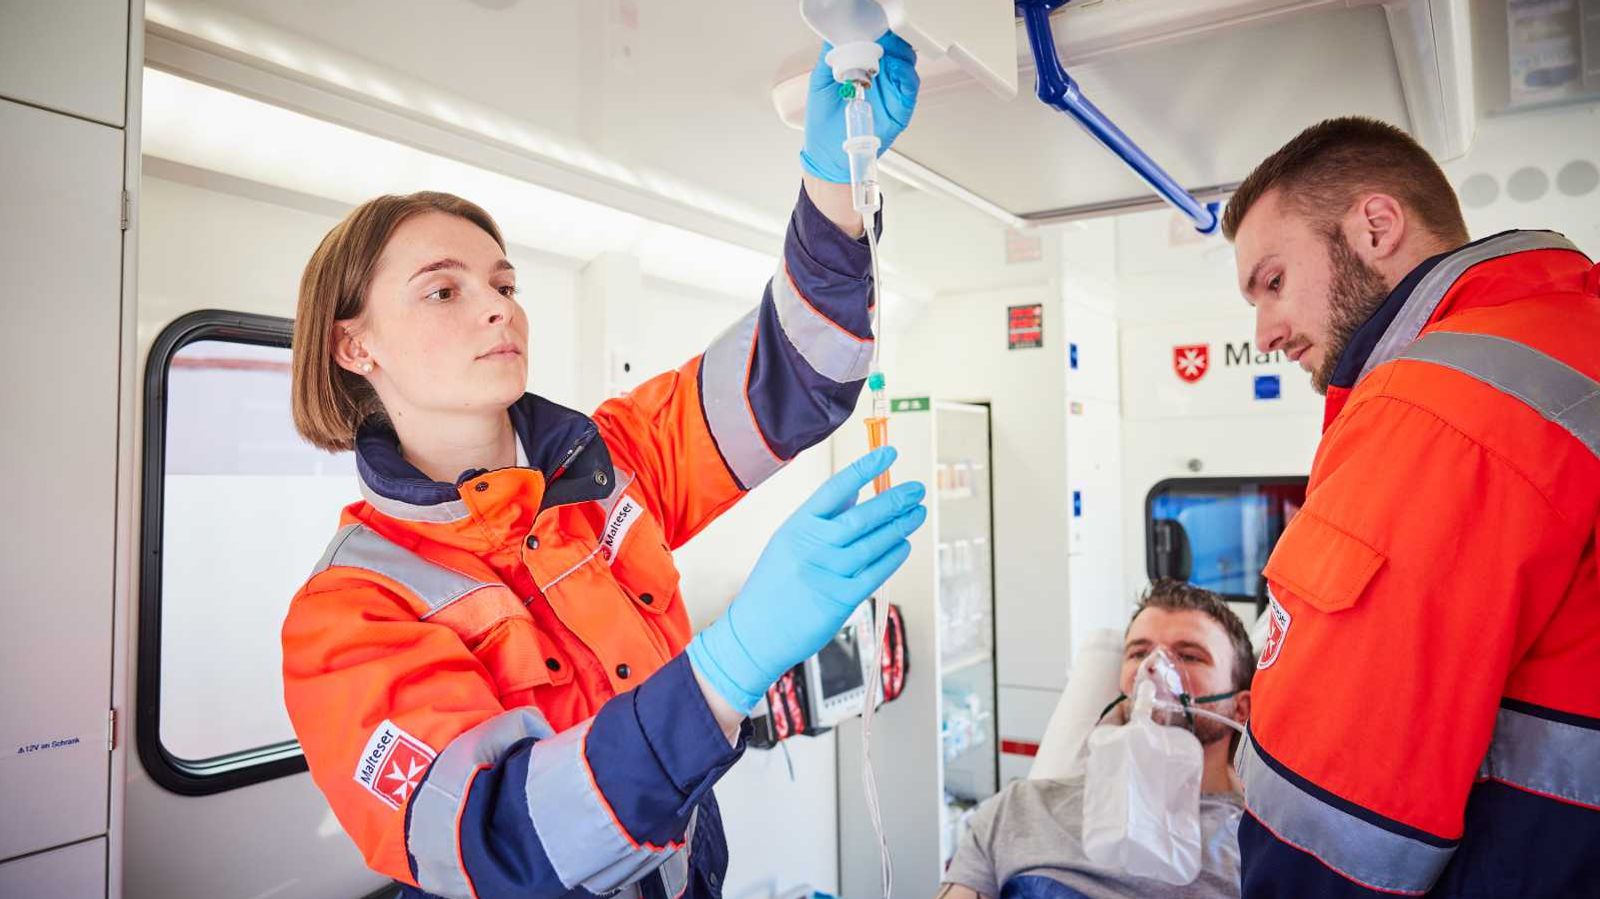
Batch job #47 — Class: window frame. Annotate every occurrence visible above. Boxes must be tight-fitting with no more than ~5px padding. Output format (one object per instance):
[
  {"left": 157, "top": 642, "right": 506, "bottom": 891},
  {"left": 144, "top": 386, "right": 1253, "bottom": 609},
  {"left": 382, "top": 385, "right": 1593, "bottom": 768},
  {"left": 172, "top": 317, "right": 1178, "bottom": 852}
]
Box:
[
  {"left": 137, "top": 309, "right": 309, "bottom": 795},
  {"left": 1143, "top": 475, "right": 1309, "bottom": 614}
]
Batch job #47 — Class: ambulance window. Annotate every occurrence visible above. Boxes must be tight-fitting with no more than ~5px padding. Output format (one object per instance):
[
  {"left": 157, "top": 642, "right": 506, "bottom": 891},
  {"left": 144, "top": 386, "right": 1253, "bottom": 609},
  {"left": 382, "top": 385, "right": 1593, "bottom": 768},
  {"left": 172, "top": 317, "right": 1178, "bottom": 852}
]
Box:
[
  {"left": 139, "top": 311, "right": 355, "bottom": 794},
  {"left": 1145, "top": 477, "right": 1308, "bottom": 616}
]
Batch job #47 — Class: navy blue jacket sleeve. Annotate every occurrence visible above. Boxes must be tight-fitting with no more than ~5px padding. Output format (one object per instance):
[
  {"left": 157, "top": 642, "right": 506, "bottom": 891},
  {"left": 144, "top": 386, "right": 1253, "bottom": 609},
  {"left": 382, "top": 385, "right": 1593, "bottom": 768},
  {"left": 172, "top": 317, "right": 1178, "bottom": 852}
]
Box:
[
  {"left": 692, "top": 185, "right": 879, "bottom": 492},
  {"left": 403, "top": 654, "right": 745, "bottom": 899}
]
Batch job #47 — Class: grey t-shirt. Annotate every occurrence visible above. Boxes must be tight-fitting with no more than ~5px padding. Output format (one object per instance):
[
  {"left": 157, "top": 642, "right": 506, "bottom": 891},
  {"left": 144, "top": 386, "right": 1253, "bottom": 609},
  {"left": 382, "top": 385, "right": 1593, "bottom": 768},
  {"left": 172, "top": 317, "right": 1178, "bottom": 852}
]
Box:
[{"left": 942, "top": 776, "right": 1243, "bottom": 899}]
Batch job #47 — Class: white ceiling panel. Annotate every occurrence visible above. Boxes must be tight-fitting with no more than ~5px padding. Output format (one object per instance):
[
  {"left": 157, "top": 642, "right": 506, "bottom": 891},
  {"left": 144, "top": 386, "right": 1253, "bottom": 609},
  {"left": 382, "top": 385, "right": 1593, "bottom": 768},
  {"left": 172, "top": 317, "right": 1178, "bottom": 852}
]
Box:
[{"left": 889, "top": 5, "right": 1410, "bottom": 219}]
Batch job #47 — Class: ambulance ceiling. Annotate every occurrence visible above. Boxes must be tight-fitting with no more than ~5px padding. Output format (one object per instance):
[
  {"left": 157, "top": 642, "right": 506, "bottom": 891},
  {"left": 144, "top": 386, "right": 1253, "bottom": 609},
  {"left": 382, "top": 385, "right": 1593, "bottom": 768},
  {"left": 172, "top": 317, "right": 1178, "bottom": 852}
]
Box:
[
  {"left": 888, "top": 4, "right": 1413, "bottom": 221},
  {"left": 146, "top": 0, "right": 1566, "bottom": 241}
]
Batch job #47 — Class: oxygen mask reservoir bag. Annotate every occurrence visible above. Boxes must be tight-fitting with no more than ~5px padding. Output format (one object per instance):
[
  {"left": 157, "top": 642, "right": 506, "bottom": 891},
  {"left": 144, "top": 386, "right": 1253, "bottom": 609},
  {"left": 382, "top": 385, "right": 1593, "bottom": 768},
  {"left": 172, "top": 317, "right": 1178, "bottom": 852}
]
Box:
[{"left": 1081, "top": 648, "right": 1206, "bottom": 886}]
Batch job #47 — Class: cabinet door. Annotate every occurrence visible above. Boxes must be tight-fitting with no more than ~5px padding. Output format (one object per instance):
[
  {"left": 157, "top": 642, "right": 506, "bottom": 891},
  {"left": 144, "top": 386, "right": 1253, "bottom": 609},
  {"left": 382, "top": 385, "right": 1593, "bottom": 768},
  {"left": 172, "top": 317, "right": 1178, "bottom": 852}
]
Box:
[
  {"left": 0, "top": 0, "right": 129, "bottom": 127},
  {"left": 0, "top": 837, "right": 107, "bottom": 898},
  {"left": 0, "top": 97, "right": 123, "bottom": 861}
]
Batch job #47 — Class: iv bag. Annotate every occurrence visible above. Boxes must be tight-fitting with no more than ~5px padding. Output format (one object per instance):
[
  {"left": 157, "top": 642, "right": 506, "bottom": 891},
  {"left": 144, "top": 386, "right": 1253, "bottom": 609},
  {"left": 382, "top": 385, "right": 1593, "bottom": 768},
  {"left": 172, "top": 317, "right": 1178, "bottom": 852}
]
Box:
[
  {"left": 800, "top": 0, "right": 888, "bottom": 46},
  {"left": 801, "top": 0, "right": 889, "bottom": 83}
]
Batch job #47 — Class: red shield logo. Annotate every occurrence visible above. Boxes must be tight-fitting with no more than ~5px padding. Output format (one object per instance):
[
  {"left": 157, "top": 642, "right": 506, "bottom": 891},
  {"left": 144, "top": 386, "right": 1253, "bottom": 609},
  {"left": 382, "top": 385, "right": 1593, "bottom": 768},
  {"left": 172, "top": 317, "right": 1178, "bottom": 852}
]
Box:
[
  {"left": 1257, "top": 593, "right": 1292, "bottom": 670},
  {"left": 1173, "top": 344, "right": 1210, "bottom": 383}
]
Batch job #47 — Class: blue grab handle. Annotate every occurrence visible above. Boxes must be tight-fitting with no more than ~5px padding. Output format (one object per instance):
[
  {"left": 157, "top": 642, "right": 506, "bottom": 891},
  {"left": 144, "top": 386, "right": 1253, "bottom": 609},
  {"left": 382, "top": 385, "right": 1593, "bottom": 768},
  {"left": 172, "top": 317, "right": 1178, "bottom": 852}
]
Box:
[{"left": 1016, "top": 0, "right": 1221, "bottom": 234}]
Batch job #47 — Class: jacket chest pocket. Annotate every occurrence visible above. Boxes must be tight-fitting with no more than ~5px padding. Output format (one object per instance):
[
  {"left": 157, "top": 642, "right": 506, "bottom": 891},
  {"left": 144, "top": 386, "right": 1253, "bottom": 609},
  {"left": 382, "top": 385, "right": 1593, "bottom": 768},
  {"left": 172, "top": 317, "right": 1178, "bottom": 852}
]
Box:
[
  {"left": 606, "top": 516, "right": 683, "bottom": 622},
  {"left": 595, "top": 490, "right": 684, "bottom": 620},
  {"left": 427, "top": 586, "right": 573, "bottom": 698},
  {"left": 1264, "top": 509, "right": 1386, "bottom": 614}
]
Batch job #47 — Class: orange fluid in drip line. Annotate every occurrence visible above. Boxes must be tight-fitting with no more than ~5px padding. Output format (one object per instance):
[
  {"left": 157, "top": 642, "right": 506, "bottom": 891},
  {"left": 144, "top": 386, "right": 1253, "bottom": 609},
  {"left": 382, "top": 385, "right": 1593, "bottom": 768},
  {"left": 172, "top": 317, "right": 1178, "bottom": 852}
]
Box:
[{"left": 865, "top": 416, "right": 890, "bottom": 494}]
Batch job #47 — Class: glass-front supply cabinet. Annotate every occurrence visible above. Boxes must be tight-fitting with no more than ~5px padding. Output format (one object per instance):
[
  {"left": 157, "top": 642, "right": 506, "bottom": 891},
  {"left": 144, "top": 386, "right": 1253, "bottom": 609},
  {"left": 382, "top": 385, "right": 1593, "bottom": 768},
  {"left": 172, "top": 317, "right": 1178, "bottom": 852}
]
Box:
[{"left": 838, "top": 400, "right": 998, "bottom": 899}]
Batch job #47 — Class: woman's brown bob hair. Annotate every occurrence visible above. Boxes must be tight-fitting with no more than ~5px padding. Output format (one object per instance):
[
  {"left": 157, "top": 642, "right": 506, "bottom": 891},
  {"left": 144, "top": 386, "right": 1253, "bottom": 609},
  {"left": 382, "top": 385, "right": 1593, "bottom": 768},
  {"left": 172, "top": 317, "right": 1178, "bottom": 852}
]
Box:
[{"left": 291, "top": 191, "right": 506, "bottom": 452}]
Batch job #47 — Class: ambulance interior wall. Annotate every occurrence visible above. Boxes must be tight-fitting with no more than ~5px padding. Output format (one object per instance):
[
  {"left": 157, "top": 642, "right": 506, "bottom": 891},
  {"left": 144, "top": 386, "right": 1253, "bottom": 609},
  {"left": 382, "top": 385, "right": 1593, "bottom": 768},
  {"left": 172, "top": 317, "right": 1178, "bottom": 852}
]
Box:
[
  {"left": 883, "top": 196, "right": 1132, "bottom": 785},
  {"left": 135, "top": 170, "right": 842, "bottom": 898},
  {"left": 877, "top": 211, "right": 1325, "bottom": 784},
  {"left": 1110, "top": 208, "right": 1324, "bottom": 621}
]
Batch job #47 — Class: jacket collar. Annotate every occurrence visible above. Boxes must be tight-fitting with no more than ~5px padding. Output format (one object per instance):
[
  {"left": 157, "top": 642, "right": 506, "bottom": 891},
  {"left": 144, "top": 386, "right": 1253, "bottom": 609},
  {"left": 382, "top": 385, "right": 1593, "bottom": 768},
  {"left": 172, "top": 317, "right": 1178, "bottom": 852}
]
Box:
[
  {"left": 354, "top": 393, "right": 614, "bottom": 524},
  {"left": 1321, "top": 230, "right": 1586, "bottom": 428}
]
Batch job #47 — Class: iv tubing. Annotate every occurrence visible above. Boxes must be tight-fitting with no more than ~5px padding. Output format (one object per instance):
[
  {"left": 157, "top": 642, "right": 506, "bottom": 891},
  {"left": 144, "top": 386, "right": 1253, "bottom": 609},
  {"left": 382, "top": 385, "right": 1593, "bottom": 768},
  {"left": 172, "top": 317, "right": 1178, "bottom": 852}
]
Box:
[
  {"left": 860, "top": 143, "right": 893, "bottom": 899},
  {"left": 845, "top": 76, "right": 893, "bottom": 899},
  {"left": 1155, "top": 699, "right": 1247, "bottom": 735}
]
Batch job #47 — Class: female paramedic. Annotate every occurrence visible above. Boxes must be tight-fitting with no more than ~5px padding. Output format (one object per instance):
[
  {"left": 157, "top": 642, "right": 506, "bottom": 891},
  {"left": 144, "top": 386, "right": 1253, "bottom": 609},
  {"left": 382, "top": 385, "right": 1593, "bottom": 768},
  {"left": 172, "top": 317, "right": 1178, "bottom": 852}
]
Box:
[{"left": 280, "top": 34, "right": 922, "bottom": 899}]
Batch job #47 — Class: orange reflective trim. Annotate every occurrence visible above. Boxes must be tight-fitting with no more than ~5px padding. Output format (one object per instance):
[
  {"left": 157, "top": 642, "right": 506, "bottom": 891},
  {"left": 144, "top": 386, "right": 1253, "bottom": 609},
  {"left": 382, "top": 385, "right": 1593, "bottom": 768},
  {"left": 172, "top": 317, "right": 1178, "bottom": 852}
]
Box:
[
  {"left": 784, "top": 266, "right": 872, "bottom": 345},
  {"left": 457, "top": 763, "right": 493, "bottom": 899},
  {"left": 740, "top": 327, "right": 785, "bottom": 467},
  {"left": 576, "top": 723, "right": 686, "bottom": 855}
]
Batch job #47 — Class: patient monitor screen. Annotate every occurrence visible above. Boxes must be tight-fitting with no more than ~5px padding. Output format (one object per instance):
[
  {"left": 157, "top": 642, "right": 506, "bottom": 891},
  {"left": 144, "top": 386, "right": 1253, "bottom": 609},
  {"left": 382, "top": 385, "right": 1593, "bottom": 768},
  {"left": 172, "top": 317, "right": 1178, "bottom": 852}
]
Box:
[{"left": 817, "top": 631, "right": 866, "bottom": 699}]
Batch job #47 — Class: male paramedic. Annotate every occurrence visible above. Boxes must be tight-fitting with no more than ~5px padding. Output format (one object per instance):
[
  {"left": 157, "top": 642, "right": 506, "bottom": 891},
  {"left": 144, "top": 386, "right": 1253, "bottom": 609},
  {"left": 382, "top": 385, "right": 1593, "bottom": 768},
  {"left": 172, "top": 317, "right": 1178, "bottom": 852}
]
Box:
[
  {"left": 939, "top": 580, "right": 1254, "bottom": 899},
  {"left": 1223, "top": 116, "right": 1600, "bottom": 897}
]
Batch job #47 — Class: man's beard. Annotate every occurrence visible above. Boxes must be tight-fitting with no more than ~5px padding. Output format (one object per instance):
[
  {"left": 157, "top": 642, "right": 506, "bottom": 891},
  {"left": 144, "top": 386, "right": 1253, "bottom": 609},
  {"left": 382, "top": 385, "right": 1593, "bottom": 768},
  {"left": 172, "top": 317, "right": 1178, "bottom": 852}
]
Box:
[
  {"left": 1193, "top": 699, "right": 1240, "bottom": 747},
  {"left": 1311, "top": 230, "right": 1392, "bottom": 394}
]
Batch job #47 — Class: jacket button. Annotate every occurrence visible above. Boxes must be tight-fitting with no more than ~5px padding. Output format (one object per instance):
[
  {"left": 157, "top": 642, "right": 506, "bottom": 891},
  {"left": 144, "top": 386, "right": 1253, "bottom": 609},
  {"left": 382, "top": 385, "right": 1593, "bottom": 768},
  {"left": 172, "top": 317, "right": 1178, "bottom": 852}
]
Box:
[
  {"left": 525, "top": 535, "right": 540, "bottom": 550},
  {"left": 639, "top": 593, "right": 654, "bottom": 605},
  {"left": 474, "top": 481, "right": 489, "bottom": 493},
  {"left": 545, "top": 658, "right": 562, "bottom": 672},
  {"left": 594, "top": 470, "right": 609, "bottom": 487},
  {"left": 616, "top": 663, "right": 631, "bottom": 679}
]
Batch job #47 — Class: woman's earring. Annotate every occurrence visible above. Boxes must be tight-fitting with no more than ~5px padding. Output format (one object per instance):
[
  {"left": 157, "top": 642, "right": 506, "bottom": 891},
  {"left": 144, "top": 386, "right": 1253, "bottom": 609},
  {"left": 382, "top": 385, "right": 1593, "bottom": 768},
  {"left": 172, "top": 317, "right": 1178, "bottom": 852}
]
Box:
[{"left": 360, "top": 362, "right": 374, "bottom": 374}]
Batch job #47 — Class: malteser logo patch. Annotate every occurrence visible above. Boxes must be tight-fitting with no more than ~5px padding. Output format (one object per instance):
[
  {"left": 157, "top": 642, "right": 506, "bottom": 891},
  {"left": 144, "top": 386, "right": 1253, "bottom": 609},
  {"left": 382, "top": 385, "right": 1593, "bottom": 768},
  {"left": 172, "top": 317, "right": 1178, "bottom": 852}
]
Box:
[
  {"left": 354, "top": 720, "right": 436, "bottom": 810},
  {"left": 1257, "top": 592, "right": 1292, "bottom": 670},
  {"left": 599, "top": 496, "right": 643, "bottom": 564}
]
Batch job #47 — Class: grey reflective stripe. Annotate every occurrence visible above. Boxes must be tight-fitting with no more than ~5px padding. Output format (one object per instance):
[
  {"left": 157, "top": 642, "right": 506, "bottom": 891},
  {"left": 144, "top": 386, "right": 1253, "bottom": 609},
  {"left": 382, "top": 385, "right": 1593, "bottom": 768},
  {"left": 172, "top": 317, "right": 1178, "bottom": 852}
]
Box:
[
  {"left": 1480, "top": 706, "right": 1600, "bottom": 807},
  {"left": 1360, "top": 231, "right": 1582, "bottom": 382},
  {"left": 771, "top": 262, "right": 874, "bottom": 384},
  {"left": 358, "top": 472, "right": 471, "bottom": 523},
  {"left": 538, "top": 542, "right": 605, "bottom": 594},
  {"left": 313, "top": 524, "right": 360, "bottom": 574},
  {"left": 700, "top": 308, "right": 784, "bottom": 490},
  {"left": 408, "top": 709, "right": 556, "bottom": 899},
  {"left": 1239, "top": 731, "right": 1454, "bottom": 894},
  {"left": 526, "top": 720, "right": 685, "bottom": 893},
  {"left": 313, "top": 525, "right": 497, "bottom": 618},
  {"left": 655, "top": 812, "right": 696, "bottom": 899},
  {"left": 1398, "top": 331, "right": 1600, "bottom": 459}
]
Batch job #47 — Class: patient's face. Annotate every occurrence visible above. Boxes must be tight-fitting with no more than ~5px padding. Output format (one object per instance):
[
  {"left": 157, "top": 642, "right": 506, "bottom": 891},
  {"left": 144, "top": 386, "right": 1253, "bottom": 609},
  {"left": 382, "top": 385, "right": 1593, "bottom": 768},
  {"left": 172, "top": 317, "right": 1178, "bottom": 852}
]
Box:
[{"left": 1119, "top": 608, "right": 1243, "bottom": 745}]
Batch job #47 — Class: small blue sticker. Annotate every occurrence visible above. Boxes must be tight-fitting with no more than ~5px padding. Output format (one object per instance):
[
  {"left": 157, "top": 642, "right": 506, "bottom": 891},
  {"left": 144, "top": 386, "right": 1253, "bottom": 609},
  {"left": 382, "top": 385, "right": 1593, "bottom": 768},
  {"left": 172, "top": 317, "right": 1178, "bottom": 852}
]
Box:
[
  {"left": 1072, "top": 490, "right": 1083, "bottom": 518},
  {"left": 1069, "top": 343, "right": 1079, "bottom": 370},
  {"left": 1255, "top": 375, "right": 1281, "bottom": 400}
]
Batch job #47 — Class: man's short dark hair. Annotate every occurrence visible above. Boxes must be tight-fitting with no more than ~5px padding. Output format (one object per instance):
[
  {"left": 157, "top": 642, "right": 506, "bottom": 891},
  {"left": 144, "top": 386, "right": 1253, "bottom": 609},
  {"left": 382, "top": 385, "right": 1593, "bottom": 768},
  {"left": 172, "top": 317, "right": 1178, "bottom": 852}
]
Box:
[
  {"left": 1221, "top": 116, "right": 1469, "bottom": 246},
  {"left": 1128, "top": 579, "right": 1255, "bottom": 696}
]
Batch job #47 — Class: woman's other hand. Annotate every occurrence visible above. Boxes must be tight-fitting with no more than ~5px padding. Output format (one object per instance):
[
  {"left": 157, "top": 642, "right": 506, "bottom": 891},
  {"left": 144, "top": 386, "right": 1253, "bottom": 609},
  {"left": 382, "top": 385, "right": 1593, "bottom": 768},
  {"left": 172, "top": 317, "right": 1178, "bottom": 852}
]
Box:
[{"left": 688, "top": 447, "right": 926, "bottom": 722}]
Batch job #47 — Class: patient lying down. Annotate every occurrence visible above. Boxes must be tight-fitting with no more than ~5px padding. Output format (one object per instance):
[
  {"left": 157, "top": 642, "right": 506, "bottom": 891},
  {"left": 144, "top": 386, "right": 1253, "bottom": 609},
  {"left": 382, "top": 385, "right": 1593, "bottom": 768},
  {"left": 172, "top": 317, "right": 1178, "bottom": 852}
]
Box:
[{"left": 940, "top": 580, "right": 1255, "bottom": 899}]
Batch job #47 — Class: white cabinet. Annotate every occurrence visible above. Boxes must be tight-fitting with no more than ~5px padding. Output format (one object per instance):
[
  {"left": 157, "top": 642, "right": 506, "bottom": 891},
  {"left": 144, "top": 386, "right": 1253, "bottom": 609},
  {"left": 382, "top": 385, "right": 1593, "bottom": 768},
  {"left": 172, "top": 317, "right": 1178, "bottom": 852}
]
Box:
[
  {"left": 1064, "top": 300, "right": 1127, "bottom": 643},
  {"left": 0, "top": 97, "right": 123, "bottom": 862},
  {"left": 0, "top": 838, "right": 107, "bottom": 899},
  {"left": 0, "top": 0, "right": 129, "bottom": 127},
  {"left": 836, "top": 401, "right": 999, "bottom": 899}
]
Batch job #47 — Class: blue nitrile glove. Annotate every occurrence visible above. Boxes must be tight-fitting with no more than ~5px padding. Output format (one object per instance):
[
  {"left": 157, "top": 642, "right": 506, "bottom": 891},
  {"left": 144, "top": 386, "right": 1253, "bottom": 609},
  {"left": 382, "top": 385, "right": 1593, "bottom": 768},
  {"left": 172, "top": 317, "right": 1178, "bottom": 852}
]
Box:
[
  {"left": 688, "top": 447, "right": 927, "bottom": 713},
  {"left": 799, "top": 32, "right": 920, "bottom": 183}
]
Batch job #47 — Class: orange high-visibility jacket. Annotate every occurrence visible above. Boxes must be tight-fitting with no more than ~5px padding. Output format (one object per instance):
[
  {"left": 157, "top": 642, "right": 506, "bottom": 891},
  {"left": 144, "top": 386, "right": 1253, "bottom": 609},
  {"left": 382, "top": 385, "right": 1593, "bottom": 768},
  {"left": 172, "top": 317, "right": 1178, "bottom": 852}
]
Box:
[
  {"left": 1239, "top": 231, "right": 1600, "bottom": 897},
  {"left": 281, "top": 189, "right": 878, "bottom": 899}
]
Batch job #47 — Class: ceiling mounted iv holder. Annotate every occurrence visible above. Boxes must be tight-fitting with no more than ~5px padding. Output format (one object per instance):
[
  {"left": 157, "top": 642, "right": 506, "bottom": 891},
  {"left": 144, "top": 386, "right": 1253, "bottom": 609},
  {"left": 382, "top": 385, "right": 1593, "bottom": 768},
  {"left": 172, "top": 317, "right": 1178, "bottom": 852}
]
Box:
[{"left": 1015, "top": 0, "right": 1221, "bottom": 234}]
